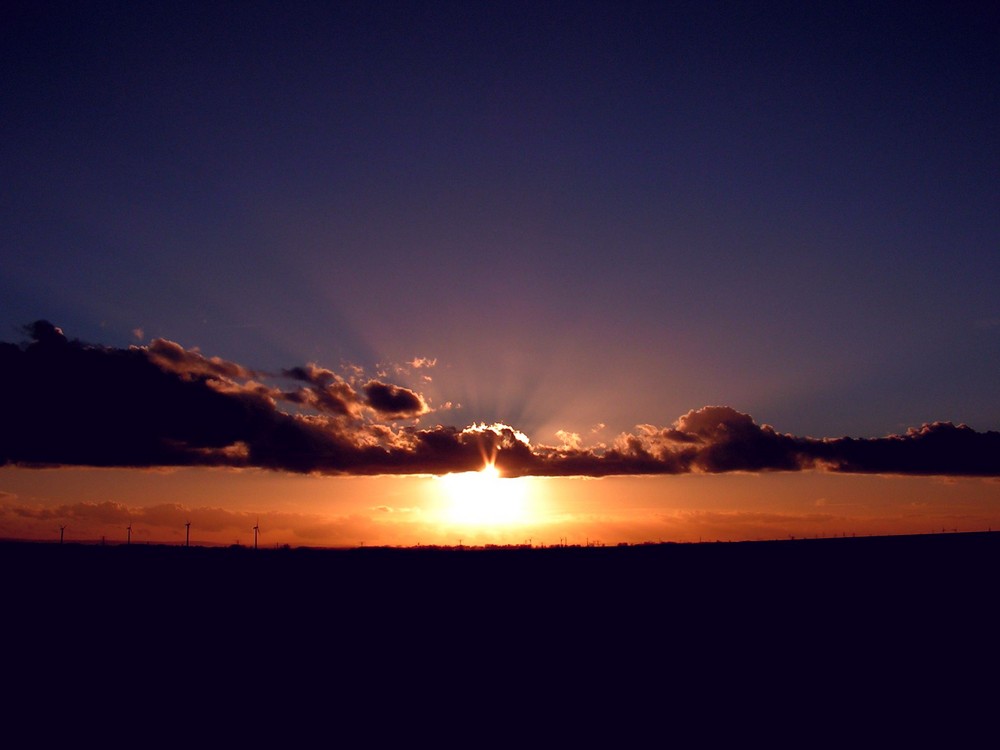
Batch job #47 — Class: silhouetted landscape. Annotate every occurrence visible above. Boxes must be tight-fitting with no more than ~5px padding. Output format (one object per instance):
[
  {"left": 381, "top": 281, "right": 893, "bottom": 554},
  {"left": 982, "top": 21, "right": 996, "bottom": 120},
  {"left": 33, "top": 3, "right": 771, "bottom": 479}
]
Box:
[
  {"left": 6, "top": 529, "right": 994, "bottom": 731},
  {"left": 8, "top": 530, "right": 995, "bottom": 635}
]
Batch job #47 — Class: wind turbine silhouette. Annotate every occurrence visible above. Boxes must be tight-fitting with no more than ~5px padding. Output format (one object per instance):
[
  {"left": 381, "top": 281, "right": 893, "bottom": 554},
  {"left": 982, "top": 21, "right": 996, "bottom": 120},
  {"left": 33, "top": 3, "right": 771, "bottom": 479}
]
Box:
[
  {"left": 253, "top": 517, "right": 260, "bottom": 550},
  {"left": 185, "top": 521, "right": 191, "bottom": 547},
  {"left": 59, "top": 525, "right": 65, "bottom": 544},
  {"left": 127, "top": 522, "right": 132, "bottom": 545}
]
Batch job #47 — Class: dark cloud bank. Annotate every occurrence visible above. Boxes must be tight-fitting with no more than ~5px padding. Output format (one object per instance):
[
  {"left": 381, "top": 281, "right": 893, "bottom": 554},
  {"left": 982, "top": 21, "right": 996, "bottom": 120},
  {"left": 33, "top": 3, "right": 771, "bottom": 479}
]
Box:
[{"left": 2, "top": 322, "right": 998, "bottom": 478}]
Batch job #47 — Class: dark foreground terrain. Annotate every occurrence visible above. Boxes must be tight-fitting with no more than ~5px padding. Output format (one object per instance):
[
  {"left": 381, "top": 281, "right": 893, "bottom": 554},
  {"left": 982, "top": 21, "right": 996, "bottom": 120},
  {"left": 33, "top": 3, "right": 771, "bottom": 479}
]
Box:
[
  {"left": 7, "top": 529, "right": 996, "bottom": 615},
  {"left": 5, "top": 532, "right": 996, "bottom": 735}
]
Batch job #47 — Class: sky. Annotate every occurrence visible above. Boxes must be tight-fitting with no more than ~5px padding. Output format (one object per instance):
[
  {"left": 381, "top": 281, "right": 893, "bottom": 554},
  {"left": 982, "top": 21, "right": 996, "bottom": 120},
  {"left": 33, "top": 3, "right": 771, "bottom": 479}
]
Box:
[{"left": 2, "top": 1, "right": 998, "bottom": 547}]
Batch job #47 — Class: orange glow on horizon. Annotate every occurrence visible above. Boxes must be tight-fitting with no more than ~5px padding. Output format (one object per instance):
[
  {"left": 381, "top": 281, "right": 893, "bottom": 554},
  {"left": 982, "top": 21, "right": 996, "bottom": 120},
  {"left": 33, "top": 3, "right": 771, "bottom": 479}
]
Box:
[{"left": 1, "top": 466, "right": 999, "bottom": 549}]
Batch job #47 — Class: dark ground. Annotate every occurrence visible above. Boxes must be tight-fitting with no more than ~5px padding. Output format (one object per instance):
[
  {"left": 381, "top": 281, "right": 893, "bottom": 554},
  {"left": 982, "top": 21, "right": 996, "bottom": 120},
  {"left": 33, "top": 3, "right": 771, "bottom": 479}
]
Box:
[{"left": 4, "top": 532, "right": 995, "bottom": 737}]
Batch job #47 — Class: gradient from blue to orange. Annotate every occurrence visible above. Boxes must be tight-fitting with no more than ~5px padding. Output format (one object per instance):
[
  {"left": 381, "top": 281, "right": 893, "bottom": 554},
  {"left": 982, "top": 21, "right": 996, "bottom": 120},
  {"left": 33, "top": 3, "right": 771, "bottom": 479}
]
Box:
[{"left": 1, "top": 2, "right": 998, "bottom": 546}]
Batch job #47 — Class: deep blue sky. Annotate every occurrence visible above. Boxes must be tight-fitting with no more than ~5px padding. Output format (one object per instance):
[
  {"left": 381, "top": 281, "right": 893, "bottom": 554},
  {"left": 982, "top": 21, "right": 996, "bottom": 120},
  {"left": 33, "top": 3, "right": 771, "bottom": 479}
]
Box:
[{"left": 3, "top": 1, "right": 998, "bottom": 443}]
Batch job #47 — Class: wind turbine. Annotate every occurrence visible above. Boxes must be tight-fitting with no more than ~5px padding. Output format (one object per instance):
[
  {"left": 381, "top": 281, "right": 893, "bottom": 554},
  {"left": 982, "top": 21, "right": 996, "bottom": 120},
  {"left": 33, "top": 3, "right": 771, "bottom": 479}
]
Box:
[
  {"left": 59, "top": 525, "right": 65, "bottom": 544},
  {"left": 253, "top": 517, "right": 260, "bottom": 550},
  {"left": 127, "top": 522, "right": 132, "bottom": 545},
  {"left": 185, "top": 521, "right": 191, "bottom": 547}
]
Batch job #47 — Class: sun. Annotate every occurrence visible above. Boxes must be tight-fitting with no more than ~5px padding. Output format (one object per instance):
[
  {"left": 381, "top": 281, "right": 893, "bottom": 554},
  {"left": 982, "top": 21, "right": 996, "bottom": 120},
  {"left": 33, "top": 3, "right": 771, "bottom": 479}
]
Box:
[{"left": 437, "top": 462, "right": 532, "bottom": 527}]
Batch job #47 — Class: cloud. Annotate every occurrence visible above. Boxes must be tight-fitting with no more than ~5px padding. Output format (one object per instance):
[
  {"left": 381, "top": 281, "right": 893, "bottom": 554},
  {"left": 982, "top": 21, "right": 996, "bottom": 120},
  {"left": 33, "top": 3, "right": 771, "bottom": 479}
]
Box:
[
  {"left": 22, "top": 320, "right": 66, "bottom": 347},
  {"left": 362, "top": 380, "right": 430, "bottom": 419},
  {"left": 408, "top": 357, "right": 437, "bottom": 369},
  {"left": 810, "top": 422, "right": 1000, "bottom": 476},
  {"left": 279, "top": 365, "right": 434, "bottom": 418},
  {"left": 283, "top": 363, "right": 337, "bottom": 387},
  {"left": 283, "top": 383, "right": 361, "bottom": 417},
  {"left": 556, "top": 430, "right": 582, "bottom": 451},
  {"left": 147, "top": 338, "right": 254, "bottom": 381},
  {"left": 2, "top": 323, "right": 999, "bottom": 479}
]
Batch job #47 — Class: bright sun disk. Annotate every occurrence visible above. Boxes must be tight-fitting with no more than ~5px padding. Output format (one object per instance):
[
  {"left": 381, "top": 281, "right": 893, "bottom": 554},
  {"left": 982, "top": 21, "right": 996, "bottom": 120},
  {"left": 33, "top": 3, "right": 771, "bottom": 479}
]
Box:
[{"left": 437, "top": 462, "right": 532, "bottom": 527}]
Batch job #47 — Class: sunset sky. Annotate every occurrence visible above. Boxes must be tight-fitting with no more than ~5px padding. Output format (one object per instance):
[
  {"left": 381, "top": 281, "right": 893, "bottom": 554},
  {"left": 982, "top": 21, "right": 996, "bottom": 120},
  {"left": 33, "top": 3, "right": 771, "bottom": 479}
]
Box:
[{"left": 2, "top": 1, "right": 998, "bottom": 547}]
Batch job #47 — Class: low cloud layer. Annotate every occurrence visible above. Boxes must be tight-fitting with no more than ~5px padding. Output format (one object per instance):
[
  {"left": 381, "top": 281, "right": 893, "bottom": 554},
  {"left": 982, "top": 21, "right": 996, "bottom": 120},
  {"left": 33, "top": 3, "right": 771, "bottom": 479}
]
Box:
[{"left": 2, "top": 322, "right": 998, "bottom": 478}]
